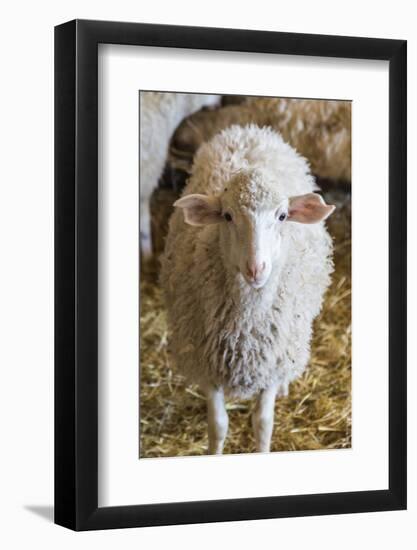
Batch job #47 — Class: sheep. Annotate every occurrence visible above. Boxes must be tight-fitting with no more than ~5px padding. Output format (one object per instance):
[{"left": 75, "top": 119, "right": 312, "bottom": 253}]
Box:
[
  {"left": 172, "top": 97, "right": 351, "bottom": 183},
  {"left": 160, "top": 124, "right": 335, "bottom": 454},
  {"left": 139, "top": 92, "right": 219, "bottom": 261}
]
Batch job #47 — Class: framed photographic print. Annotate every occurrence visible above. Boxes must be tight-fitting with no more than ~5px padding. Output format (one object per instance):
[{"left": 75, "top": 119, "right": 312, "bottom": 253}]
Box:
[{"left": 55, "top": 19, "right": 407, "bottom": 530}]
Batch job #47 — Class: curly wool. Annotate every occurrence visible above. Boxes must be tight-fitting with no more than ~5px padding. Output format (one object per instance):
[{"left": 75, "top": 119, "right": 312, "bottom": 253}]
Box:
[
  {"left": 173, "top": 97, "right": 351, "bottom": 182},
  {"left": 160, "top": 125, "right": 334, "bottom": 399}
]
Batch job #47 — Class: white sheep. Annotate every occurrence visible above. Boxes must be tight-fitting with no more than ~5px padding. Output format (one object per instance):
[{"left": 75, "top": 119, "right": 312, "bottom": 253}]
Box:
[
  {"left": 160, "top": 124, "right": 335, "bottom": 454},
  {"left": 139, "top": 92, "right": 219, "bottom": 260}
]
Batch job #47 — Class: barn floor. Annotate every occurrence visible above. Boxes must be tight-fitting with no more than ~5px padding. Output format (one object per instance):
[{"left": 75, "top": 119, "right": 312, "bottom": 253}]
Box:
[{"left": 139, "top": 182, "right": 351, "bottom": 458}]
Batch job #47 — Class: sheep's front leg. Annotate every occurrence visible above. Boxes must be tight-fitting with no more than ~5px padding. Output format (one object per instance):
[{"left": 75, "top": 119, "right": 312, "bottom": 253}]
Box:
[
  {"left": 206, "top": 385, "right": 228, "bottom": 455},
  {"left": 140, "top": 201, "right": 153, "bottom": 262},
  {"left": 252, "top": 384, "right": 278, "bottom": 453}
]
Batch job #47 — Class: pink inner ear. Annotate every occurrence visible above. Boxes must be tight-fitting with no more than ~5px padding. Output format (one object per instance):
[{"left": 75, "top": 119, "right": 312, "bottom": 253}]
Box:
[
  {"left": 288, "top": 193, "right": 335, "bottom": 224},
  {"left": 173, "top": 194, "right": 222, "bottom": 226}
]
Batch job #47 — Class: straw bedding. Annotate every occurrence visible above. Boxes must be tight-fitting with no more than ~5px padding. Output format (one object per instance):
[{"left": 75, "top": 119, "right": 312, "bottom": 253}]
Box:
[{"left": 139, "top": 111, "right": 351, "bottom": 458}]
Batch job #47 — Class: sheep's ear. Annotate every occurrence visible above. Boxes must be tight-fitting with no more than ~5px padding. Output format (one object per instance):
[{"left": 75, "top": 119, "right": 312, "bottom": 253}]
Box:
[
  {"left": 288, "top": 193, "right": 335, "bottom": 224},
  {"left": 173, "top": 194, "right": 223, "bottom": 226}
]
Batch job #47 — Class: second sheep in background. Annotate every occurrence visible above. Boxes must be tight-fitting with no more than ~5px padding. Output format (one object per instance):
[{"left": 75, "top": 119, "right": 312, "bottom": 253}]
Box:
[
  {"left": 140, "top": 92, "right": 219, "bottom": 260},
  {"left": 173, "top": 97, "right": 351, "bottom": 183}
]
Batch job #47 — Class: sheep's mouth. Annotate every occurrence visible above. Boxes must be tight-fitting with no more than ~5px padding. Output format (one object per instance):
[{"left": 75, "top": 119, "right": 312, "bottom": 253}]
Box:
[
  {"left": 236, "top": 269, "right": 269, "bottom": 289},
  {"left": 249, "top": 280, "right": 267, "bottom": 289},
  {"left": 242, "top": 274, "right": 268, "bottom": 289}
]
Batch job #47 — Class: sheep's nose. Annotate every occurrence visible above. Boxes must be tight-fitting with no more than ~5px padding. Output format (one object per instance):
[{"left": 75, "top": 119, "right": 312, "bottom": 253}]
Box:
[{"left": 246, "top": 261, "right": 266, "bottom": 280}]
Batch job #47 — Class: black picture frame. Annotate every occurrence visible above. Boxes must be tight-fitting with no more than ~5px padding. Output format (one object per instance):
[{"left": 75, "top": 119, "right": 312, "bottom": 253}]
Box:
[{"left": 55, "top": 19, "right": 407, "bottom": 531}]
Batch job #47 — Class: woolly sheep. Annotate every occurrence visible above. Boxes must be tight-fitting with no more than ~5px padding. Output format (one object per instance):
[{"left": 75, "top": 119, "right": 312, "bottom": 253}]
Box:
[
  {"left": 139, "top": 92, "right": 219, "bottom": 260},
  {"left": 173, "top": 97, "right": 351, "bottom": 182},
  {"left": 160, "top": 124, "right": 335, "bottom": 454}
]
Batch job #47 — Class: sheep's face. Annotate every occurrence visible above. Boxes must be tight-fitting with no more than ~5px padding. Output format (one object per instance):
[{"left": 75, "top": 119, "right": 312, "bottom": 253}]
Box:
[
  {"left": 217, "top": 199, "right": 286, "bottom": 288},
  {"left": 174, "top": 172, "right": 335, "bottom": 289}
]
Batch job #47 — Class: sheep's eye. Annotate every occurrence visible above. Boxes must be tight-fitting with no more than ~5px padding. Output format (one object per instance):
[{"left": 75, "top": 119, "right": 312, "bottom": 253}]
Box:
[
  {"left": 278, "top": 212, "right": 287, "bottom": 222},
  {"left": 224, "top": 212, "right": 233, "bottom": 222}
]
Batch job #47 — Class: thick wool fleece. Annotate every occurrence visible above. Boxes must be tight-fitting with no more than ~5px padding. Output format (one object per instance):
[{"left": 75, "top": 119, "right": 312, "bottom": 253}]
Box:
[
  {"left": 174, "top": 97, "right": 351, "bottom": 182},
  {"left": 160, "top": 125, "right": 334, "bottom": 399}
]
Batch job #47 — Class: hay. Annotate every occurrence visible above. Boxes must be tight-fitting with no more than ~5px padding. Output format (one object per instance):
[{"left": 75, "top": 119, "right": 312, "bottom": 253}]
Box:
[{"left": 139, "top": 184, "right": 351, "bottom": 458}]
